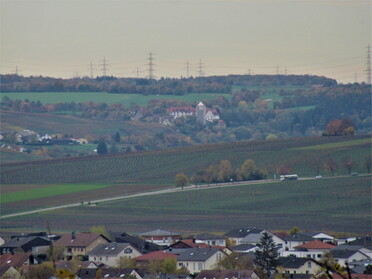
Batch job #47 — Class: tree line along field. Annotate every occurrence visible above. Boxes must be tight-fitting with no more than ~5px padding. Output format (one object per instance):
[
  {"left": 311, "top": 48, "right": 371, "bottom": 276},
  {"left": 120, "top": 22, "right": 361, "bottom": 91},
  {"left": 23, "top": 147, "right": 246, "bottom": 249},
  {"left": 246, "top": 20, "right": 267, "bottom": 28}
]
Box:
[
  {"left": 1, "top": 135, "right": 369, "bottom": 186},
  {"left": 1, "top": 176, "right": 370, "bottom": 235}
]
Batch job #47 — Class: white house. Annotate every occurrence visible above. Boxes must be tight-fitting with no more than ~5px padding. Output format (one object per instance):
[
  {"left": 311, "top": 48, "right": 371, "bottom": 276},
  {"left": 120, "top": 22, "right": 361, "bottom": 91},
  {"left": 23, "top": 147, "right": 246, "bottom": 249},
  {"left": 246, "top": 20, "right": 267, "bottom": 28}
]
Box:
[
  {"left": 193, "top": 233, "right": 226, "bottom": 247},
  {"left": 88, "top": 242, "right": 142, "bottom": 267},
  {"left": 205, "top": 109, "right": 220, "bottom": 123},
  {"left": 281, "top": 240, "right": 335, "bottom": 259},
  {"left": 330, "top": 248, "right": 370, "bottom": 267},
  {"left": 177, "top": 248, "right": 226, "bottom": 274}
]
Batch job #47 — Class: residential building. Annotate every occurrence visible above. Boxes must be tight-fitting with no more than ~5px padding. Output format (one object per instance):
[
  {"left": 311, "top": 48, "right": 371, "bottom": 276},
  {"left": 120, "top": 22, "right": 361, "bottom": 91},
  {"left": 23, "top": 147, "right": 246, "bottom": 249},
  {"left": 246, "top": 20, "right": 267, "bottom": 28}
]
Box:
[
  {"left": 277, "top": 256, "right": 321, "bottom": 275},
  {"left": 281, "top": 240, "right": 335, "bottom": 259},
  {"left": 135, "top": 251, "right": 177, "bottom": 267},
  {"left": 168, "top": 239, "right": 209, "bottom": 249},
  {"left": 330, "top": 248, "right": 369, "bottom": 267},
  {"left": 195, "top": 269, "right": 260, "bottom": 279},
  {"left": 193, "top": 233, "right": 226, "bottom": 247},
  {"left": 88, "top": 242, "right": 141, "bottom": 267},
  {"left": 55, "top": 232, "right": 110, "bottom": 261},
  {"left": 0, "top": 236, "right": 51, "bottom": 254},
  {"left": 177, "top": 248, "right": 226, "bottom": 274},
  {"left": 281, "top": 233, "right": 314, "bottom": 251},
  {"left": 109, "top": 232, "right": 161, "bottom": 254},
  {"left": 138, "top": 229, "right": 181, "bottom": 246},
  {"left": 224, "top": 228, "right": 265, "bottom": 245}
]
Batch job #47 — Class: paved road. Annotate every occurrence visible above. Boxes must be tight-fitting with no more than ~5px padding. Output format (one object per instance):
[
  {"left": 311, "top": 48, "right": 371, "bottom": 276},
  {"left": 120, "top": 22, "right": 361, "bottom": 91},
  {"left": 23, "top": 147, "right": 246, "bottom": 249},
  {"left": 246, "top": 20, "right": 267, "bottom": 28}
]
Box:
[{"left": 0, "top": 175, "right": 361, "bottom": 219}]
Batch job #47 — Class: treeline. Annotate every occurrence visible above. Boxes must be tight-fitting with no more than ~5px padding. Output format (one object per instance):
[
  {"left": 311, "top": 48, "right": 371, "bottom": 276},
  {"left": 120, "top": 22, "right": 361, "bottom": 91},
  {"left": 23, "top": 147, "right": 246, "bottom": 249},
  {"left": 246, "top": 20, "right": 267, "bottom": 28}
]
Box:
[
  {"left": 0, "top": 74, "right": 336, "bottom": 94},
  {"left": 189, "top": 159, "right": 267, "bottom": 184}
]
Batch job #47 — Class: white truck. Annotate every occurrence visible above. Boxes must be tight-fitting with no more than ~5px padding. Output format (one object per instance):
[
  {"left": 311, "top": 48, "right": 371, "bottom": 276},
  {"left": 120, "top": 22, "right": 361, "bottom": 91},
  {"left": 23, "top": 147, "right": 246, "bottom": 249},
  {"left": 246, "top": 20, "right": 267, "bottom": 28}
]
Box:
[{"left": 280, "top": 174, "right": 298, "bottom": 181}]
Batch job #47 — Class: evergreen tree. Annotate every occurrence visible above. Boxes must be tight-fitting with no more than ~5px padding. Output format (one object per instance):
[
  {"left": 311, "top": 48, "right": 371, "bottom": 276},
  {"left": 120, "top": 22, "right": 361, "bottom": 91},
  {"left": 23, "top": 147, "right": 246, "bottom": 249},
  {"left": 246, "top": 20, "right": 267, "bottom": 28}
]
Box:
[
  {"left": 114, "top": 131, "right": 121, "bottom": 143},
  {"left": 254, "top": 231, "right": 279, "bottom": 278},
  {"left": 97, "top": 140, "right": 108, "bottom": 155}
]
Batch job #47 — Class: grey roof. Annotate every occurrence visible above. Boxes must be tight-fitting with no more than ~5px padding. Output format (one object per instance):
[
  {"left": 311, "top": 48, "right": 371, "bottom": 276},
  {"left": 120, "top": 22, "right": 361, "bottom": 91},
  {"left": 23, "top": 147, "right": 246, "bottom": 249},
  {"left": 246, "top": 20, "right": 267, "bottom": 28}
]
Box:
[
  {"left": 88, "top": 243, "right": 136, "bottom": 256},
  {"left": 346, "top": 237, "right": 372, "bottom": 249},
  {"left": 283, "top": 233, "right": 314, "bottom": 242},
  {"left": 278, "top": 257, "right": 309, "bottom": 268},
  {"left": 77, "top": 268, "right": 135, "bottom": 279},
  {"left": 195, "top": 269, "right": 255, "bottom": 279},
  {"left": 230, "top": 244, "right": 256, "bottom": 252},
  {"left": 224, "top": 228, "right": 264, "bottom": 238},
  {"left": 109, "top": 232, "right": 161, "bottom": 253},
  {"left": 193, "top": 233, "right": 225, "bottom": 240},
  {"left": 240, "top": 233, "right": 262, "bottom": 244},
  {"left": 330, "top": 248, "right": 363, "bottom": 259},
  {"left": 138, "top": 229, "right": 181, "bottom": 237},
  {"left": 0, "top": 236, "right": 50, "bottom": 248},
  {"left": 177, "top": 248, "right": 222, "bottom": 261}
]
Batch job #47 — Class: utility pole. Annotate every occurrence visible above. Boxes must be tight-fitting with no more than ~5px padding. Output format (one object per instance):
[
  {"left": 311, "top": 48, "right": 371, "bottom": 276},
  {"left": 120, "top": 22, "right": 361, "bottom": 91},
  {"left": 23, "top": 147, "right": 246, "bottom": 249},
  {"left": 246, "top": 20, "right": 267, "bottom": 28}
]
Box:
[
  {"left": 186, "top": 59, "right": 190, "bottom": 78},
  {"left": 147, "top": 52, "right": 155, "bottom": 80},
  {"left": 89, "top": 61, "right": 94, "bottom": 78},
  {"left": 100, "top": 56, "right": 109, "bottom": 77},
  {"left": 197, "top": 59, "right": 204, "bottom": 77},
  {"left": 366, "top": 45, "right": 371, "bottom": 84}
]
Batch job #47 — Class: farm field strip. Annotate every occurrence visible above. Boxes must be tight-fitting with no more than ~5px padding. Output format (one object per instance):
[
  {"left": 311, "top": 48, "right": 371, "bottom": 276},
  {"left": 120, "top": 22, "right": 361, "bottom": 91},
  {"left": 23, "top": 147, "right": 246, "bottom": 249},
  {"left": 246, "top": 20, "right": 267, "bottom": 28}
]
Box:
[
  {"left": 1, "top": 92, "right": 232, "bottom": 106},
  {"left": 0, "top": 184, "right": 112, "bottom": 204},
  {"left": 1, "top": 176, "right": 370, "bottom": 234},
  {"left": 293, "top": 138, "right": 371, "bottom": 150}
]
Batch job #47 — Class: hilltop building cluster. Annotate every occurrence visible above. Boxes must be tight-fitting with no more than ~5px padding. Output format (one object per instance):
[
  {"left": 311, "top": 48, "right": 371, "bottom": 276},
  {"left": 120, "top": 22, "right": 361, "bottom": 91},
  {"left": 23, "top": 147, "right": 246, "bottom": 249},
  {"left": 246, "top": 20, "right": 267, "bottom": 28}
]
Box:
[{"left": 0, "top": 227, "right": 371, "bottom": 279}]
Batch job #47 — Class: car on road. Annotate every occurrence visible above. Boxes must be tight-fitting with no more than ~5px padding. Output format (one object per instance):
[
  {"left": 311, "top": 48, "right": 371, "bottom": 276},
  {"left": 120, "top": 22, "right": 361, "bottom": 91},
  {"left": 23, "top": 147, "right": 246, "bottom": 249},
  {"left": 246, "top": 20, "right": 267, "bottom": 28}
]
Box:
[
  {"left": 315, "top": 175, "right": 322, "bottom": 179},
  {"left": 350, "top": 172, "right": 358, "bottom": 176}
]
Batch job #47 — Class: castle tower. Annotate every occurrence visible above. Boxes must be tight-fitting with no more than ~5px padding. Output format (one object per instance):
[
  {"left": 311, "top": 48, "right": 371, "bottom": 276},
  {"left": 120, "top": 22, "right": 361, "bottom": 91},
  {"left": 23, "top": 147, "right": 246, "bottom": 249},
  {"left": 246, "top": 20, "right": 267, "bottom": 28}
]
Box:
[{"left": 196, "top": 102, "right": 206, "bottom": 125}]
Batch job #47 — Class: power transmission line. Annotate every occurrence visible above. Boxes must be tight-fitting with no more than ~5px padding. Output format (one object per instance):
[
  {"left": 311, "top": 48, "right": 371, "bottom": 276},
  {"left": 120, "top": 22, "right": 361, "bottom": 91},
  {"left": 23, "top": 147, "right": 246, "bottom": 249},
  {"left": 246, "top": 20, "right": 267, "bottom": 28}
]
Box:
[
  {"left": 185, "top": 59, "right": 191, "bottom": 78},
  {"left": 88, "top": 61, "right": 95, "bottom": 78},
  {"left": 366, "top": 45, "right": 371, "bottom": 84},
  {"left": 197, "top": 59, "right": 204, "bottom": 77},
  {"left": 147, "top": 52, "right": 155, "bottom": 80},
  {"left": 100, "top": 56, "right": 109, "bottom": 77}
]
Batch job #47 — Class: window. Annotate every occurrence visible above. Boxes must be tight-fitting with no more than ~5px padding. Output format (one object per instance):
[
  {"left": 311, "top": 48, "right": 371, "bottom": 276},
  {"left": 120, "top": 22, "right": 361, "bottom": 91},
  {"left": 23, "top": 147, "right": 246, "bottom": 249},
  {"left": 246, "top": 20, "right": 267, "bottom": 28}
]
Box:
[
  {"left": 198, "top": 263, "right": 203, "bottom": 270},
  {"left": 307, "top": 262, "right": 312, "bottom": 268}
]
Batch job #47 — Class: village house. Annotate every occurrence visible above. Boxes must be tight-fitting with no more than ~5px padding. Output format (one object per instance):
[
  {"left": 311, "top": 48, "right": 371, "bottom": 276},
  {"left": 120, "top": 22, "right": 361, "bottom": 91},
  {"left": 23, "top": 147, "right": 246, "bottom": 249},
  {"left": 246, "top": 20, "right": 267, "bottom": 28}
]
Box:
[
  {"left": 195, "top": 269, "right": 260, "bottom": 279},
  {"left": 168, "top": 239, "right": 209, "bottom": 250},
  {"left": 109, "top": 232, "right": 161, "bottom": 254},
  {"left": 138, "top": 229, "right": 182, "bottom": 246},
  {"left": 0, "top": 236, "right": 51, "bottom": 255},
  {"left": 55, "top": 232, "right": 110, "bottom": 261},
  {"left": 277, "top": 256, "right": 321, "bottom": 276},
  {"left": 330, "top": 247, "right": 370, "bottom": 267},
  {"left": 0, "top": 252, "right": 36, "bottom": 279},
  {"left": 77, "top": 267, "right": 144, "bottom": 279},
  {"left": 281, "top": 240, "right": 335, "bottom": 259},
  {"left": 193, "top": 233, "right": 226, "bottom": 247},
  {"left": 168, "top": 106, "right": 195, "bottom": 119},
  {"left": 224, "top": 228, "right": 265, "bottom": 245},
  {"left": 281, "top": 233, "right": 314, "bottom": 251},
  {"left": 88, "top": 242, "right": 142, "bottom": 267},
  {"left": 134, "top": 251, "right": 177, "bottom": 267},
  {"left": 177, "top": 248, "right": 227, "bottom": 274}
]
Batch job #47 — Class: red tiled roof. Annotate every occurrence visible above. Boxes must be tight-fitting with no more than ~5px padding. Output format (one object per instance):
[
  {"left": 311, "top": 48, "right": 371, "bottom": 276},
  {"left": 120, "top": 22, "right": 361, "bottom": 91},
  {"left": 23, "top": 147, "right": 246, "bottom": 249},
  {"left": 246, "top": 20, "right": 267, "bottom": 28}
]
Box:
[
  {"left": 0, "top": 253, "right": 31, "bottom": 269},
  {"left": 55, "top": 232, "right": 108, "bottom": 248},
  {"left": 295, "top": 240, "right": 335, "bottom": 249},
  {"left": 135, "top": 251, "right": 177, "bottom": 262}
]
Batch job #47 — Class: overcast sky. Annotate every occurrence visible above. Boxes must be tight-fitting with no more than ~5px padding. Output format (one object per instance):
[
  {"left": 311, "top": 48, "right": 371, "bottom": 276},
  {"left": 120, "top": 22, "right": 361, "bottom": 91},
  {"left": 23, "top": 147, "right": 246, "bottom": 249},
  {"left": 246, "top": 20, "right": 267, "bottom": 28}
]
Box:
[{"left": 1, "top": 0, "right": 371, "bottom": 83}]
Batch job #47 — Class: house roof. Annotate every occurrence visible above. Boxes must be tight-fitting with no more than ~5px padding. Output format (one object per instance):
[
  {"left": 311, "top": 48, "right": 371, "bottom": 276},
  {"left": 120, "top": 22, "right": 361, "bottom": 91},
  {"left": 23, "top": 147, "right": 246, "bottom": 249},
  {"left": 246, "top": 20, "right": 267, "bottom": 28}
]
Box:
[
  {"left": 283, "top": 233, "right": 314, "bottom": 242},
  {"left": 230, "top": 244, "right": 256, "bottom": 252},
  {"left": 330, "top": 248, "right": 364, "bottom": 259},
  {"left": 277, "top": 257, "right": 310, "bottom": 269},
  {"left": 0, "top": 253, "right": 31, "bottom": 269},
  {"left": 0, "top": 236, "right": 51, "bottom": 249},
  {"left": 55, "top": 232, "right": 109, "bottom": 248},
  {"left": 138, "top": 229, "right": 181, "bottom": 237},
  {"left": 294, "top": 240, "right": 335, "bottom": 250},
  {"left": 169, "top": 239, "right": 209, "bottom": 249},
  {"left": 109, "top": 232, "right": 161, "bottom": 253},
  {"left": 193, "top": 233, "right": 225, "bottom": 241},
  {"left": 88, "top": 243, "right": 138, "bottom": 257},
  {"left": 302, "top": 232, "right": 335, "bottom": 239},
  {"left": 241, "top": 233, "right": 262, "bottom": 244},
  {"left": 195, "top": 269, "right": 255, "bottom": 279},
  {"left": 346, "top": 237, "right": 372, "bottom": 249},
  {"left": 177, "top": 248, "right": 223, "bottom": 261},
  {"left": 224, "top": 228, "right": 264, "bottom": 238},
  {"left": 77, "top": 268, "right": 135, "bottom": 279},
  {"left": 135, "top": 251, "right": 177, "bottom": 262}
]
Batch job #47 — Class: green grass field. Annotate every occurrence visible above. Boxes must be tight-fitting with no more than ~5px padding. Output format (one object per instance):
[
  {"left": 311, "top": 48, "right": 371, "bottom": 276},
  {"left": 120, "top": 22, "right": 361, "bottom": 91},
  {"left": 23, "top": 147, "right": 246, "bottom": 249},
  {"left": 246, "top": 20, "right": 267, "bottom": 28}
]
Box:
[
  {"left": 0, "top": 183, "right": 111, "bottom": 204},
  {"left": 1, "top": 92, "right": 232, "bottom": 106},
  {"left": 1, "top": 176, "right": 370, "bottom": 234}
]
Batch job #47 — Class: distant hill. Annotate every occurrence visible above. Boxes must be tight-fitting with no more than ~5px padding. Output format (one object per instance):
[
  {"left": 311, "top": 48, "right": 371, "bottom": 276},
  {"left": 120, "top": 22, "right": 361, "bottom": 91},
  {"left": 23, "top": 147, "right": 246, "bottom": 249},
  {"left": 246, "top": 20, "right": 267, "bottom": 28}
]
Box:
[{"left": 0, "top": 74, "right": 337, "bottom": 94}]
